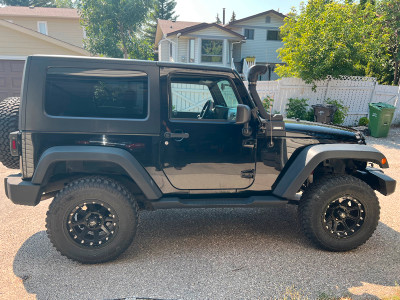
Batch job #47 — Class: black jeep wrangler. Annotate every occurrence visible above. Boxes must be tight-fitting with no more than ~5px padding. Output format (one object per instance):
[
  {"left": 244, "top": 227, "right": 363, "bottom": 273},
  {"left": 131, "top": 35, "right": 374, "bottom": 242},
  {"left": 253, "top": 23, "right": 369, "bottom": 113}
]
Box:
[{"left": 1, "top": 55, "right": 396, "bottom": 263}]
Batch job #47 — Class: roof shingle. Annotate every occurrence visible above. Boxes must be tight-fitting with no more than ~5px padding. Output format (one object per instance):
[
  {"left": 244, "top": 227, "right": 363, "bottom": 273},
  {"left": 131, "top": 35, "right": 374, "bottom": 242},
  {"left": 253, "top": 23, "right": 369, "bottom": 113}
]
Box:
[{"left": 0, "top": 6, "right": 79, "bottom": 18}]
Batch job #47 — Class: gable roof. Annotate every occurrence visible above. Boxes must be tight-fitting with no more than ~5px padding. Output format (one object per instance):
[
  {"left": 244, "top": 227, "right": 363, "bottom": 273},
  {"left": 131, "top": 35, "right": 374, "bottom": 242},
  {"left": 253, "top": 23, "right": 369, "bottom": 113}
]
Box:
[
  {"left": 0, "top": 6, "right": 79, "bottom": 19},
  {"left": 157, "top": 19, "right": 200, "bottom": 36},
  {"left": 0, "top": 19, "right": 89, "bottom": 55},
  {"left": 227, "top": 9, "right": 286, "bottom": 26},
  {"left": 157, "top": 19, "right": 244, "bottom": 40}
]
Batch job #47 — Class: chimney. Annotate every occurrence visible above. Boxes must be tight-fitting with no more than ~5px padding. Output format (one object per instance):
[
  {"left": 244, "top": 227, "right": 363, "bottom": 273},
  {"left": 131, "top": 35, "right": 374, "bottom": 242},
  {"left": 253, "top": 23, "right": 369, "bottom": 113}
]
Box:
[{"left": 223, "top": 8, "right": 226, "bottom": 25}]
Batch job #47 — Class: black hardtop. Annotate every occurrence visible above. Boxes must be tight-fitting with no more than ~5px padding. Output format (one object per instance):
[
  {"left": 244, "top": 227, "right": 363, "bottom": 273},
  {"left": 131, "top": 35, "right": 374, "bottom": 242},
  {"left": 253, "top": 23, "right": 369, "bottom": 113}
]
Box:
[{"left": 28, "top": 55, "right": 236, "bottom": 73}]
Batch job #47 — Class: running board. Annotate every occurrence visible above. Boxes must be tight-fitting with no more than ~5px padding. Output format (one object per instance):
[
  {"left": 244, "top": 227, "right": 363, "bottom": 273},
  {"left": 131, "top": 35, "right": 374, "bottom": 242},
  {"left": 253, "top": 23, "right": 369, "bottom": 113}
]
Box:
[{"left": 150, "top": 195, "right": 288, "bottom": 210}]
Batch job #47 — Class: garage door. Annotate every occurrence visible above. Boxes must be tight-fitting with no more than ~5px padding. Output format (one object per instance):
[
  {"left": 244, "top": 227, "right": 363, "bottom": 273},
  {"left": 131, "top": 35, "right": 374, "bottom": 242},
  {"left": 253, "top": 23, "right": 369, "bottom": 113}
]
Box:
[{"left": 0, "top": 59, "right": 25, "bottom": 101}]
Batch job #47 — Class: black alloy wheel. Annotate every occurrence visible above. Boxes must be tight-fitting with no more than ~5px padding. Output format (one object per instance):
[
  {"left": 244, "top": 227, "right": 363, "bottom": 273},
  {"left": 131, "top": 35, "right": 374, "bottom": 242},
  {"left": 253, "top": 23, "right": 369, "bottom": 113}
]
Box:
[
  {"left": 299, "top": 175, "right": 380, "bottom": 251},
  {"left": 46, "top": 177, "right": 138, "bottom": 263}
]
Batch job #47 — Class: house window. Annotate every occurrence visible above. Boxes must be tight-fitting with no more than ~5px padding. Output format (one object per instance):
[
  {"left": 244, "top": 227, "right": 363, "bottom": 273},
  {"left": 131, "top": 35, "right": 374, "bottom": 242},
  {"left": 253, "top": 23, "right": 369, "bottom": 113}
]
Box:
[
  {"left": 201, "top": 39, "right": 223, "bottom": 63},
  {"left": 37, "top": 21, "right": 48, "bottom": 35},
  {"left": 244, "top": 29, "right": 254, "bottom": 40},
  {"left": 189, "top": 39, "right": 195, "bottom": 63},
  {"left": 265, "top": 16, "right": 271, "bottom": 23},
  {"left": 267, "top": 30, "right": 281, "bottom": 41}
]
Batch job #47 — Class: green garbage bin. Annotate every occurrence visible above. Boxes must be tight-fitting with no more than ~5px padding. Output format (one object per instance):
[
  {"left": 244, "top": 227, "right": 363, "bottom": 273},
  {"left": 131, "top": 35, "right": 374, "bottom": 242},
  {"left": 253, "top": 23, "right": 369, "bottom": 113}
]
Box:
[{"left": 368, "top": 102, "right": 396, "bottom": 138}]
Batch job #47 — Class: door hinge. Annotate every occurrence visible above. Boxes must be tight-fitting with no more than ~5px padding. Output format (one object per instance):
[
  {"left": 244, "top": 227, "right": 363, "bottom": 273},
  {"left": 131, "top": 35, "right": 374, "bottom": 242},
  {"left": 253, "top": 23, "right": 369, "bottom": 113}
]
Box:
[{"left": 241, "top": 169, "right": 255, "bottom": 179}]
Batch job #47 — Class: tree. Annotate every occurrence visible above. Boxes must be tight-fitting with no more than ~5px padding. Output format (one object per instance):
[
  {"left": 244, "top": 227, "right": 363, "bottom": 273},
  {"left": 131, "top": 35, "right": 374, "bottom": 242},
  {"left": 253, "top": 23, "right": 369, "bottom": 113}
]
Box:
[
  {"left": 276, "top": 0, "right": 387, "bottom": 84},
  {"left": 144, "top": 0, "right": 178, "bottom": 44},
  {"left": 230, "top": 11, "right": 236, "bottom": 23},
  {"left": 215, "top": 13, "right": 221, "bottom": 24},
  {"left": 378, "top": 0, "right": 400, "bottom": 85},
  {"left": 79, "top": 0, "right": 153, "bottom": 60}
]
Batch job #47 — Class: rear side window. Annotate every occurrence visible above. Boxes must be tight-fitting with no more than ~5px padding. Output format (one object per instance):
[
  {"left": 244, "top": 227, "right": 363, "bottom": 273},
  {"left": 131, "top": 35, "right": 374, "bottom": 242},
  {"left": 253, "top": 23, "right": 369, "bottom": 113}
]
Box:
[{"left": 45, "top": 68, "right": 148, "bottom": 119}]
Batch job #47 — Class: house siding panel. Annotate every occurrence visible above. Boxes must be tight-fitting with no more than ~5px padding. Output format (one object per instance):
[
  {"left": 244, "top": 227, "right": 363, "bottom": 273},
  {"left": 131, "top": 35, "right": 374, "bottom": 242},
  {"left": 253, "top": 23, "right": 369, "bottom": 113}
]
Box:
[
  {"left": 178, "top": 38, "right": 188, "bottom": 63},
  {"left": 159, "top": 39, "right": 170, "bottom": 61},
  {"left": 191, "top": 27, "right": 238, "bottom": 39},
  {"left": 0, "top": 25, "right": 86, "bottom": 56},
  {"left": 228, "top": 13, "right": 284, "bottom": 64},
  {"left": 4, "top": 16, "right": 84, "bottom": 47}
]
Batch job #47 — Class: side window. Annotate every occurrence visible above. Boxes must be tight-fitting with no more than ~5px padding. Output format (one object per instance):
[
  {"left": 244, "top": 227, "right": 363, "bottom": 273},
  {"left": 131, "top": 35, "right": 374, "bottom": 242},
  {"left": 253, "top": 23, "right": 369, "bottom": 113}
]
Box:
[
  {"left": 170, "top": 76, "right": 240, "bottom": 121},
  {"left": 45, "top": 68, "right": 148, "bottom": 119}
]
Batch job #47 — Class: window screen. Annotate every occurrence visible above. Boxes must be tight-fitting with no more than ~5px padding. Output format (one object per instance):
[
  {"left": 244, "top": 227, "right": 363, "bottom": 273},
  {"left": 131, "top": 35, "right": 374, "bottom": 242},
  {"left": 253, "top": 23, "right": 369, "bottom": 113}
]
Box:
[{"left": 45, "top": 68, "right": 148, "bottom": 119}]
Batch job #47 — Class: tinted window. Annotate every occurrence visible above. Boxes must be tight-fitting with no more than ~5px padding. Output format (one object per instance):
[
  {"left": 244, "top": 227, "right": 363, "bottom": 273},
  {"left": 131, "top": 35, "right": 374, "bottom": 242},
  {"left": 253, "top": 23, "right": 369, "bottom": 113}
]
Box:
[
  {"left": 267, "top": 30, "right": 281, "bottom": 41},
  {"left": 45, "top": 68, "right": 148, "bottom": 119},
  {"left": 244, "top": 29, "right": 254, "bottom": 40}
]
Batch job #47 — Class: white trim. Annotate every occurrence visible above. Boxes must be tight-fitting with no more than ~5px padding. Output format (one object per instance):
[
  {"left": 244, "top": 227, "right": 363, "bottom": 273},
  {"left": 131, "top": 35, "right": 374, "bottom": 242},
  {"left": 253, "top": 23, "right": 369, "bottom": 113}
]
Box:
[
  {"left": 37, "top": 21, "right": 48, "bottom": 35},
  {"left": 0, "top": 55, "right": 26, "bottom": 60}
]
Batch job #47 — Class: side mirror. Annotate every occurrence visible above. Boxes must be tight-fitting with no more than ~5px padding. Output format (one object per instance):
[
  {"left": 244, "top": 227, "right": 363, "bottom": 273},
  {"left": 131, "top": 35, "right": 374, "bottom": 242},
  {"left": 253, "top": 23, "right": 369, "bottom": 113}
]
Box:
[{"left": 236, "top": 104, "right": 251, "bottom": 124}]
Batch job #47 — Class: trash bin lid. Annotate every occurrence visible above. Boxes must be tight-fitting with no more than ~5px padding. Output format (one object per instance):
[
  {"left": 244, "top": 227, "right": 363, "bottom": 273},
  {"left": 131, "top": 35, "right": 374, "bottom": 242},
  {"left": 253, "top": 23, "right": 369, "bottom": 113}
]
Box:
[{"left": 369, "top": 102, "right": 396, "bottom": 109}]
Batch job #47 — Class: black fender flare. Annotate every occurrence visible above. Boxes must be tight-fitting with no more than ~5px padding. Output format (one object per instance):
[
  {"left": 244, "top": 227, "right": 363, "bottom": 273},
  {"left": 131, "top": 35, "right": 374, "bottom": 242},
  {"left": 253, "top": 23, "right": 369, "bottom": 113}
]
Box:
[
  {"left": 32, "top": 146, "right": 162, "bottom": 200},
  {"left": 273, "top": 144, "right": 389, "bottom": 200}
]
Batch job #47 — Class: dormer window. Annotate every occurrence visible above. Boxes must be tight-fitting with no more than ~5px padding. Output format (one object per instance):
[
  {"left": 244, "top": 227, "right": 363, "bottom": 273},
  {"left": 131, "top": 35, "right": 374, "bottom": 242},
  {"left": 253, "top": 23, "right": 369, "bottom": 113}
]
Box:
[
  {"left": 37, "top": 21, "right": 48, "bottom": 35},
  {"left": 265, "top": 16, "right": 271, "bottom": 23}
]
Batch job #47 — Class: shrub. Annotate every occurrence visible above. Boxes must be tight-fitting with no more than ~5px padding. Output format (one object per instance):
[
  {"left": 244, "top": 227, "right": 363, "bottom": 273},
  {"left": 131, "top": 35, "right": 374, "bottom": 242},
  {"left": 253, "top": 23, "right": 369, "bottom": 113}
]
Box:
[
  {"left": 286, "top": 98, "right": 313, "bottom": 121},
  {"left": 325, "top": 99, "right": 349, "bottom": 125},
  {"left": 262, "top": 96, "right": 274, "bottom": 114},
  {"left": 358, "top": 117, "right": 369, "bottom": 126}
]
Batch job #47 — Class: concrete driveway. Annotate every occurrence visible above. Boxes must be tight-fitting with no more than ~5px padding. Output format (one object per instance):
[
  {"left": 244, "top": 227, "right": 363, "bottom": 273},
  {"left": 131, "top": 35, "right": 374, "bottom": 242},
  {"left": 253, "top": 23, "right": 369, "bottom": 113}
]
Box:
[{"left": 1, "top": 129, "right": 399, "bottom": 300}]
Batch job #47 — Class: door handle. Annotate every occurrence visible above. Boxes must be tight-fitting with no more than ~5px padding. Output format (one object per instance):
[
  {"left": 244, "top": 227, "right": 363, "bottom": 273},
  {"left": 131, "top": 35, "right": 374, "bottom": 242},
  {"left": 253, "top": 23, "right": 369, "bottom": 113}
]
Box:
[{"left": 164, "top": 132, "right": 190, "bottom": 139}]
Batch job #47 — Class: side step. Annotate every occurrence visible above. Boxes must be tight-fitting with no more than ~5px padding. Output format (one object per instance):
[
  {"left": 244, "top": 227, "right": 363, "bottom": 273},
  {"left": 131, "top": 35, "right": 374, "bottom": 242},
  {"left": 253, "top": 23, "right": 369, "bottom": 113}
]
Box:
[{"left": 150, "top": 195, "right": 288, "bottom": 210}]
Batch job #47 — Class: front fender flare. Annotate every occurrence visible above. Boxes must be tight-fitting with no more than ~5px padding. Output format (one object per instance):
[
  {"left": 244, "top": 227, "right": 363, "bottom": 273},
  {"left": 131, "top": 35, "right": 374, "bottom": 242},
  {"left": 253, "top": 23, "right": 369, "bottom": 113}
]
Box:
[
  {"left": 273, "top": 144, "right": 388, "bottom": 200},
  {"left": 32, "top": 146, "right": 162, "bottom": 200}
]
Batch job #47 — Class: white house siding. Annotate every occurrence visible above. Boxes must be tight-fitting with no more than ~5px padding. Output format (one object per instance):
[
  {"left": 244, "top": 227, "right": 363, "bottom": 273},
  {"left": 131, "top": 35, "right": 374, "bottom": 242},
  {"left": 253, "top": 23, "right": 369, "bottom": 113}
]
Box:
[
  {"left": 228, "top": 13, "right": 284, "bottom": 64},
  {"left": 177, "top": 38, "right": 188, "bottom": 63},
  {"left": 159, "top": 39, "right": 170, "bottom": 62}
]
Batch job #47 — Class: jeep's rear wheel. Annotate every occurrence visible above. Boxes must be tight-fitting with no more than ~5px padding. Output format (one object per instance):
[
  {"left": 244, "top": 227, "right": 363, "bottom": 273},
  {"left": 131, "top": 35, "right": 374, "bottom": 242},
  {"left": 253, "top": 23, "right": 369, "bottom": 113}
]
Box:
[
  {"left": 0, "top": 97, "right": 20, "bottom": 169},
  {"left": 46, "top": 177, "right": 138, "bottom": 263},
  {"left": 299, "top": 175, "right": 379, "bottom": 251}
]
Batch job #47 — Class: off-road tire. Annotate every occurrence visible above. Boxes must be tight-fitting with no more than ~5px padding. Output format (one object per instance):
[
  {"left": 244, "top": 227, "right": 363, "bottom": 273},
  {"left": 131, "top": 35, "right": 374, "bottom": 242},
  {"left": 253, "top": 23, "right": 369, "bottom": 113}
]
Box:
[
  {"left": 0, "top": 97, "right": 20, "bottom": 169},
  {"left": 46, "top": 176, "right": 139, "bottom": 264},
  {"left": 299, "top": 175, "right": 379, "bottom": 251}
]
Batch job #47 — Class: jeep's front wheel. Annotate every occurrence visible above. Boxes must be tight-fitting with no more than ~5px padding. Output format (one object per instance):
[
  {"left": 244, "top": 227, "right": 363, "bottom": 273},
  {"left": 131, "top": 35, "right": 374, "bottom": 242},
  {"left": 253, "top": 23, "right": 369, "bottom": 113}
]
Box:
[
  {"left": 299, "top": 175, "right": 379, "bottom": 251},
  {"left": 46, "top": 177, "right": 138, "bottom": 263}
]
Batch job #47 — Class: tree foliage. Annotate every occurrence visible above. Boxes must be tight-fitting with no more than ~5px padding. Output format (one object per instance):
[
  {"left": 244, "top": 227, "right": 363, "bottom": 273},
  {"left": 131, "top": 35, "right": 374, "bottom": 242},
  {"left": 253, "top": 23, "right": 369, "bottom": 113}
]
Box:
[
  {"left": 79, "top": 0, "right": 153, "bottom": 60},
  {"left": 230, "top": 11, "right": 236, "bottom": 23},
  {"left": 276, "top": 0, "right": 388, "bottom": 84},
  {"left": 144, "top": 0, "right": 178, "bottom": 44},
  {"left": 215, "top": 13, "right": 221, "bottom": 24},
  {"left": 378, "top": 0, "right": 400, "bottom": 85}
]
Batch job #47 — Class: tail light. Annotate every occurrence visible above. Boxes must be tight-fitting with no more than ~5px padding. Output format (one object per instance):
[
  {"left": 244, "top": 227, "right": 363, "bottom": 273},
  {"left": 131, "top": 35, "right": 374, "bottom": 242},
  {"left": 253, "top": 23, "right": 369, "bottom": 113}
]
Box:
[{"left": 9, "top": 131, "right": 21, "bottom": 157}]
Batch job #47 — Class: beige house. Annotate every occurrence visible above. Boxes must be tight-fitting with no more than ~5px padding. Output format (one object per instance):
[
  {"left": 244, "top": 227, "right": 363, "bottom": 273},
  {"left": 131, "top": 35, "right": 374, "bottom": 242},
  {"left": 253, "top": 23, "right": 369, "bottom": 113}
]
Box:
[
  {"left": 0, "top": 6, "right": 90, "bottom": 100},
  {"left": 155, "top": 10, "right": 286, "bottom": 81}
]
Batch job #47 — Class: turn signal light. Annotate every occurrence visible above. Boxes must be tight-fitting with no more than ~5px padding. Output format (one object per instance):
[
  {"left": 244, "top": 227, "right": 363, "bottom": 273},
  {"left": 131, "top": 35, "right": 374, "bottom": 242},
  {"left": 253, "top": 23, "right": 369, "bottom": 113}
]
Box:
[{"left": 382, "top": 158, "right": 387, "bottom": 165}]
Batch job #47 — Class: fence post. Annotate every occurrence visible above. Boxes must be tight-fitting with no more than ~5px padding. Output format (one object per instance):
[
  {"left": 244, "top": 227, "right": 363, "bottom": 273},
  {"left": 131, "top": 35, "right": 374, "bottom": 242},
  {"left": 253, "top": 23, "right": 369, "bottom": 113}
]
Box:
[
  {"left": 323, "top": 77, "right": 331, "bottom": 101},
  {"left": 368, "top": 80, "right": 377, "bottom": 104}
]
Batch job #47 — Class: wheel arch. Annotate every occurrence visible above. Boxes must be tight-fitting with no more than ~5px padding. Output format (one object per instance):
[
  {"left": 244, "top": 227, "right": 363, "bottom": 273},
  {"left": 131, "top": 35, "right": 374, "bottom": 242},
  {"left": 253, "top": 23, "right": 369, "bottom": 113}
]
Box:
[
  {"left": 273, "top": 144, "right": 389, "bottom": 200},
  {"left": 32, "top": 146, "right": 162, "bottom": 201}
]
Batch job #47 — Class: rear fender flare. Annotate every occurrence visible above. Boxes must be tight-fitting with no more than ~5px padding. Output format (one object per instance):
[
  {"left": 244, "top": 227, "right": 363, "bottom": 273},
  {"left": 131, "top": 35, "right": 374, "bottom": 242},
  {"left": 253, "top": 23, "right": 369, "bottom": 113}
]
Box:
[{"left": 32, "top": 146, "right": 162, "bottom": 200}]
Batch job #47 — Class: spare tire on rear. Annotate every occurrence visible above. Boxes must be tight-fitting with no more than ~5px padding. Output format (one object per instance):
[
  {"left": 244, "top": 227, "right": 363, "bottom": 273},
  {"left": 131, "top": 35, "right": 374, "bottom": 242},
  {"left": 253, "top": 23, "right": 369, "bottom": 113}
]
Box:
[{"left": 0, "top": 97, "right": 20, "bottom": 169}]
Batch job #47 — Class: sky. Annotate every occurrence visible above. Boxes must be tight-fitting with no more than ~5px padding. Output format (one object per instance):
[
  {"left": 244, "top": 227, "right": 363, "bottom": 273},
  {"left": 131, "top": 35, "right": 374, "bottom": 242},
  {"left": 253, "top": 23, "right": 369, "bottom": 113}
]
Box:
[{"left": 174, "top": 0, "right": 304, "bottom": 23}]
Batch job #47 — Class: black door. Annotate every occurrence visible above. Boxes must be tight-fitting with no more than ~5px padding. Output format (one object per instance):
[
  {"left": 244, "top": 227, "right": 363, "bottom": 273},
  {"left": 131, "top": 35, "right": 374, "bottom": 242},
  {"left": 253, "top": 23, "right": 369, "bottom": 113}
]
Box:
[{"left": 160, "top": 73, "right": 256, "bottom": 191}]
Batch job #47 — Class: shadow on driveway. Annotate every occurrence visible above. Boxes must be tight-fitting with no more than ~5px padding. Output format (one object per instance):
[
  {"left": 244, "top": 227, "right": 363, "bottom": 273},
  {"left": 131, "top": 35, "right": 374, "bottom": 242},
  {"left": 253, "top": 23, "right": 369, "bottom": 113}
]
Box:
[{"left": 13, "top": 206, "right": 400, "bottom": 300}]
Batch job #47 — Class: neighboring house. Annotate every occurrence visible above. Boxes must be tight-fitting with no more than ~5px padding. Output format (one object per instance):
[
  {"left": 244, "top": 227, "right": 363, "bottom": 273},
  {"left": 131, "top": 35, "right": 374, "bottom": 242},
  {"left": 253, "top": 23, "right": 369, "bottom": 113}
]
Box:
[
  {"left": 0, "top": 6, "right": 89, "bottom": 100},
  {"left": 155, "top": 10, "right": 286, "bottom": 81}
]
